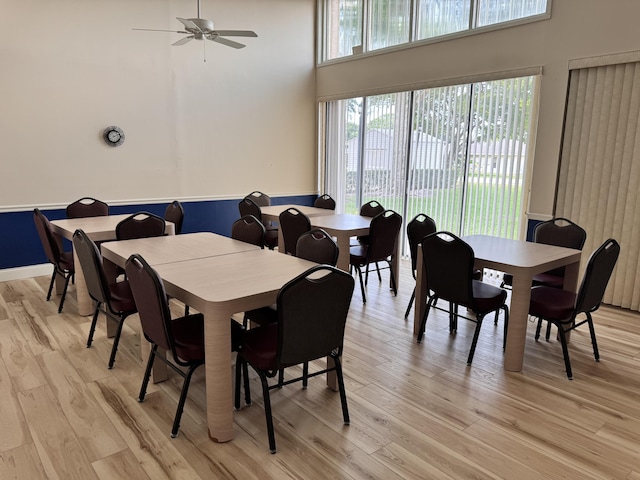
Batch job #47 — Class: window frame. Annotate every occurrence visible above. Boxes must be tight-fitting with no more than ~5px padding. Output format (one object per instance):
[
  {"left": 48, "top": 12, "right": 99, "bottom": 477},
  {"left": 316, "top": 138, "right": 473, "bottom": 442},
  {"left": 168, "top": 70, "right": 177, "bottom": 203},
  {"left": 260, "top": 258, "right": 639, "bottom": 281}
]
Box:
[{"left": 318, "top": 0, "right": 552, "bottom": 65}]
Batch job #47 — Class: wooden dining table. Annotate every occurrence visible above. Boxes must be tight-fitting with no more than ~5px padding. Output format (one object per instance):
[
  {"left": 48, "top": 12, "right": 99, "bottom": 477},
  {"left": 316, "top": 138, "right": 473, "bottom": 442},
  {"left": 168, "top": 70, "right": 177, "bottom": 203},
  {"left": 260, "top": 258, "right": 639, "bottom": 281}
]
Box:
[
  {"left": 50, "top": 214, "right": 175, "bottom": 316},
  {"left": 101, "top": 235, "right": 318, "bottom": 443},
  {"left": 413, "top": 234, "right": 582, "bottom": 372},
  {"left": 260, "top": 207, "right": 401, "bottom": 288}
]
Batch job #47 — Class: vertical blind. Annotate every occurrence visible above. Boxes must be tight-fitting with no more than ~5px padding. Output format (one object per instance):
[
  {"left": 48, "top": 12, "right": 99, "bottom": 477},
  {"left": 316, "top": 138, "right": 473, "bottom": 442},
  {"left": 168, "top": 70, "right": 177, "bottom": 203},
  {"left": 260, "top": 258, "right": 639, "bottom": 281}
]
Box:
[
  {"left": 556, "top": 61, "right": 640, "bottom": 310},
  {"left": 324, "top": 75, "right": 538, "bottom": 257}
]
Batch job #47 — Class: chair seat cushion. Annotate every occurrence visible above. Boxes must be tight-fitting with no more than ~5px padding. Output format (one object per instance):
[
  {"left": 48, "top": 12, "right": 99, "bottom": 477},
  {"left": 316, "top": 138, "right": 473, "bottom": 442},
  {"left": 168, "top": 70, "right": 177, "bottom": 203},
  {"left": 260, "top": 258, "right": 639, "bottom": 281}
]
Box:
[
  {"left": 471, "top": 280, "right": 507, "bottom": 315},
  {"left": 532, "top": 272, "right": 564, "bottom": 289},
  {"left": 529, "top": 286, "right": 576, "bottom": 321},
  {"left": 60, "top": 251, "right": 74, "bottom": 271},
  {"left": 172, "top": 313, "right": 206, "bottom": 362},
  {"left": 240, "top": 322, "right": 278, "bottom": 371},
  {"left": 264, "top": 229, "right": 279, "bottom": 248},
  {"left": 244, "top": 305, "right": 277, "bottom": 326},
  {"left": 349, "top": 245, "right": 367, "bottom": 265},
  {"left": 109, "top": 280, "right": 137, "bottom": 313}
]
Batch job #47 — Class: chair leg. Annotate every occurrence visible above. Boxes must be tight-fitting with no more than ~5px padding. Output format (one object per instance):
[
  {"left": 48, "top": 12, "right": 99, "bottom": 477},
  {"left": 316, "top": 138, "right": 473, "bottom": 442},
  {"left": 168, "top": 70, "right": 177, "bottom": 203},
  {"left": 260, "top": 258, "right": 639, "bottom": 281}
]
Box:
[
  {"left": 258, "top": 372, "right": 277, "bottom": 453},
  {"left": 467, "top": 316, "right": 484, "bottom": 365},
  {"left": 277, "top": 368, "right": 284, "bottom": 387},
  {"left": 556, "top": 326, "right": 573, "bottom": 380},
  {"left": 86, "top": 302, "right": 102, "bottom": 348},
  {"left": 417, "top": 297, "right": 436, "bottom": 343},
  {"left": 57, "top": 272, "right": 72, "bottom": 313},
  {"left": 107, "top": 313, "right": 128, "bottom": 369},
  {"left": 46, "top": 267, "right": 56, "bottom": 301},
  {"left": 243, "top": 361, "right": 251, "bottom": 406},
  {"left": 502, "top": 306, "right": 509, "bottom": 350},
  {"left": 404, "top": 286, "right": 416, "bottom": 319},
  {"left": 171, "top": 363, "right": 202, "bottom": 438},
  {"left": 534, "top": 318, "right": 543, "bottom": 341},
  {"left": 586, "top": 312, "right": 600, "bottom": 361},
  {"left": 332, "top": 353, "right": 350, "bottom": 425},
  {"left": 545, "top": 321, "right": 552, "bottom": 341},
  {"left": 388, "top": 261, "right": 397, "bottom": 296},
  {"left": 355, "top": 266, "right": 367, "bottom": 303},
  {"left": 302, "top": 361, "right": 309, "bottom": 389},
  {"left": 138, "top": 344, "right": 157, "bottom": 402},
  {"left": 234, "top": 355, "right": 243, "bottom": 410},
  {"left": 375, "top": 262, "right": 382, "bottom": 283}
]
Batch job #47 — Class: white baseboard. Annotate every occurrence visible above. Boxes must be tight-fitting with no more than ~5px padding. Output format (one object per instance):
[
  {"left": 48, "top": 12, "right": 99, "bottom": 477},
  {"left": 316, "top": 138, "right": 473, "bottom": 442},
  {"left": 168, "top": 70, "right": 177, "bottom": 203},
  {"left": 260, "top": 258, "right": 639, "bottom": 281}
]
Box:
[{"left": 0, "top": 264, "right": 52, "bottom": 282}]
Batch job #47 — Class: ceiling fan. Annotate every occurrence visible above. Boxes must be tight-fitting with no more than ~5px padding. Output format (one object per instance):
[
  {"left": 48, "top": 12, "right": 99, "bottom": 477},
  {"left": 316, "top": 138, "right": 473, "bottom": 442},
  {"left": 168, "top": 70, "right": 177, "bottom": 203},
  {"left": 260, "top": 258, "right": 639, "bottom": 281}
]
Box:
[{"left": 133, "top": 0, "right": 257, "bottom": 51}]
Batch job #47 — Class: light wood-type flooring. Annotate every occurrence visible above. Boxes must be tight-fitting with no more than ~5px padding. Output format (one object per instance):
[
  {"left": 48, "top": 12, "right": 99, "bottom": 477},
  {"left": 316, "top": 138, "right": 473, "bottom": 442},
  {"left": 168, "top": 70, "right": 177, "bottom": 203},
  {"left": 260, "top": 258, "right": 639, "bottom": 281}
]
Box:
[{"left": 1, "top": 260, "right": 640, "bottom": 479}]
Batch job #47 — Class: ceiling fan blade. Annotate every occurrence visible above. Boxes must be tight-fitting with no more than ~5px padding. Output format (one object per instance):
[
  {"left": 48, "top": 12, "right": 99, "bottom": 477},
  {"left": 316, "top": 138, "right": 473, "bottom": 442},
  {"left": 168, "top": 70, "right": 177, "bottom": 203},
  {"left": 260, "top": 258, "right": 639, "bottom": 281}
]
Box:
[
  {"left": 172, "top": 36, "right": 195, "bottom": 46},
  {"left": 209, "top": 36, "right": 246, "bottom": 49},
  {"left": 133, "top": 28, "right": 188, "bottom": 33},
  {"left": 212, "top": 30, "right": 258, "bottom": 38},
  {"left": 177, "top": 17, "right": 201, "bottom": 32}
]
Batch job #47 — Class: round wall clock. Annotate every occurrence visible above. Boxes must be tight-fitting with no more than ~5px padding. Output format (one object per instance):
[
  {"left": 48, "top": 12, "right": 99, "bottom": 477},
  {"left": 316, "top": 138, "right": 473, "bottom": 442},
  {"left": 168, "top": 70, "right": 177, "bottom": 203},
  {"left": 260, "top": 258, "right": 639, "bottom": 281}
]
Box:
[{"left": 103, "top": 126, "right": 125, "bottom": 146}]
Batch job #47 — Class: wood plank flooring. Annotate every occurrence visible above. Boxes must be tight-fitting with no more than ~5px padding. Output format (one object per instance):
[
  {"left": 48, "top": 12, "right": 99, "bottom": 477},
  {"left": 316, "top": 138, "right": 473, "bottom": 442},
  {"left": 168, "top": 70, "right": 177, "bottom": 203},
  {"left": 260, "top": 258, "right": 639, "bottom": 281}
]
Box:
[{"left": 1, "top": 262, "right": 639, "bottom": 479}]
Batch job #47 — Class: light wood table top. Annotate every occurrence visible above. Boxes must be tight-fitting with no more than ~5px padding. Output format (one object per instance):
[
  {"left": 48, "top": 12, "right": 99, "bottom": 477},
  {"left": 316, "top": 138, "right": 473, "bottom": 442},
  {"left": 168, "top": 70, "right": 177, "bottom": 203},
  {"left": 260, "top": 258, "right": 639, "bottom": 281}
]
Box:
[
  {"left": 414, "top": 234, "right": 582, "bottom": 372},
  {"left": 50, "top": 214, "right": 174, "bottom": 316},
  {"left": 101, "top": 232, "right": 258, "bottom": 268},
  {"left": 260, "top": 204, "right": 335, "bottom": 222}
]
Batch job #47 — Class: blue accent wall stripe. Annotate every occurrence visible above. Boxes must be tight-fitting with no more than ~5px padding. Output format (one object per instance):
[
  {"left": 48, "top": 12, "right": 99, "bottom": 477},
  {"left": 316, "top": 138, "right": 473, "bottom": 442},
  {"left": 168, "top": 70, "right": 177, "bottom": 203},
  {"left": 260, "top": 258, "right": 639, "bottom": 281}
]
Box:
[{"left": 0, "top": 195, "right": 317, "bottom": 270}]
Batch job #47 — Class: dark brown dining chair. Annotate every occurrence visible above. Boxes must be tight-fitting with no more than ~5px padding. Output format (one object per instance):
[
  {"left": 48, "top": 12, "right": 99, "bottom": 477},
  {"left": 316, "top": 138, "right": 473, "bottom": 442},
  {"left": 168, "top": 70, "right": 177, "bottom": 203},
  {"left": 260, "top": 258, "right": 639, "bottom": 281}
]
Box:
[
  {"left": 73, "top": 229, "right": 137, "bottom": 369},
  {"left": 502, "top": 217, "right": 587, "bottom": 289},
  {"left": 278, "top": 207, "right": 311, "bottom": 255},
  {"left": 115, "top": 212, "right": 166, "bottom": 240},
  {"left": 33, "top": 208, "right": 75, "bottom": 313},
  {"left": 243, "top": 227, "right": 339, "bottom": 330},
  {"left": 66, "top": 197, "right": 109, "bottom": 218},
  {"left": 231, "top": 215, "right": 265, "bottom": 248},
  {"left": 349, "top": 209, "right": 402, "bottom": 303},
  {"left": 528, "top": 238, "right": 620, "bottom": 379},
  {"left": 238, "top": 197, "right": 278, "bottom": 250},
  {"left": 125, "top": 254, "right": 250, "bottom": 438},
  {"left": 404, "top": 213, "right": 437, "bottom": 318},
  {"left": 417, "top": 232, "right": 509, "bottom": 365},
  {"left": 234, "top": 265, "right": 355, "bottom": 453},
  {"left": 164, "top": 200, "right": 184, "bottom": 235},
  {"left": 314, "top": 194, "right": 336, "bottom": 210}
]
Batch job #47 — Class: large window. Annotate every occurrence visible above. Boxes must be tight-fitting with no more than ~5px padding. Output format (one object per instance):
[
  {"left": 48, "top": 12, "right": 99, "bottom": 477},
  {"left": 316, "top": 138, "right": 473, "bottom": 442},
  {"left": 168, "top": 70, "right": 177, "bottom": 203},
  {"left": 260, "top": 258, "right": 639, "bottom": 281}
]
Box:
[
  {"left": 320, "top": 0, "right": 549, "bottom": 62},
  {"left": 324, "top": 75, "right": 538, "bottom": 253}
]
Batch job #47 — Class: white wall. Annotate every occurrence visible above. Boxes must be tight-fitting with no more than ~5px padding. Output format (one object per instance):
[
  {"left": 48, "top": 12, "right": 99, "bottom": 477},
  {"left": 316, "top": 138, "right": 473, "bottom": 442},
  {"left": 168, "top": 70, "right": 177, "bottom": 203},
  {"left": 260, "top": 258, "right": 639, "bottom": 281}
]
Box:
[
  {"left": 0, "top": 0, "right": 316, "bottom": 208},
  {"left": 315, "top": 0, "right": 640, "bottom": 218}
]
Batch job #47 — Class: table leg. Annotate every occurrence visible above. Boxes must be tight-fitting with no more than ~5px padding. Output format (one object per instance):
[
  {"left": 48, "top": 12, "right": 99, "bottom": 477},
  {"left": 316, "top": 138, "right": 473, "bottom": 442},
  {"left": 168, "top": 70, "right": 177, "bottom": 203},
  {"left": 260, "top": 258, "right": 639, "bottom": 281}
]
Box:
[
  {"left": 204, "top": 305, "right": 234, "bottom": 443},
  {"left": 72, "top": 248, "right": 94, "bottom": 317},
  {"left": 334, "top": 234, "right": 351, "bottom": 273},
  {"left": 504, "top": 273, "right": 533, "bottom": 372}
]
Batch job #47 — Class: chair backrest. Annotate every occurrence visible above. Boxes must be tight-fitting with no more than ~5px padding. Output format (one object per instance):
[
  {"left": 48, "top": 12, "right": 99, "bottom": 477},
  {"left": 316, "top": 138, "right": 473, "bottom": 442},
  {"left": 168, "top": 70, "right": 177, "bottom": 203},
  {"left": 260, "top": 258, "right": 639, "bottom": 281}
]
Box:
[
  {"left": 314, "top": 194, "right": 336, "bottom": 210},
  {"left": 238, "top": 197, "right": 263, "bottom": 222},
  {"left": 534, "top": 217, "right": 587, "bottom": 250},
  {"left": 575, "top": 239, "right": 620, "bottom": 315},
  {"left": 246, "top": 191, "right": 271, "bottom": 207},
  {"left": 66, "top": 197, "right": 109, "bottom": 218},
  {"left": 367, "top": 210, "right": 402, "bottom": 263},
  {"left": 72, "top": 229, "right": 110, "bottom": 305},
  {"left": 295, "top": 228, "right": 339, "bottom": 266},
  {"left": 279, "top": 207, "right": 311, "bottom": 255},
  {"left": 534, "top": 217, "right": 587, "bottom": 278},
  {"left": 125, "top": 254, "right": 175, "bottom": 355},
  {"left": 360, "top": 200, "right": 385, "bottom": 218},
  {"left": 33, "top": 209, "right": 62, "bottom": 266},
  {"left": 276, "top": 265, "right": 354, "bottom": 367},
  {"left": 164, "top": 201, "right": 184, "bottom": 235},
  {"left": 421, "top": 232, "right": 475, "bottom": 307},
  {"left": 406, "top": 213, "right": 437, "bottom": 275},
  {"left": 231, "top": 215, "right": 265, "bottom": 248},
  {"left": 116, "top": 212, "right": 166, "bottom": 240}
]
